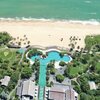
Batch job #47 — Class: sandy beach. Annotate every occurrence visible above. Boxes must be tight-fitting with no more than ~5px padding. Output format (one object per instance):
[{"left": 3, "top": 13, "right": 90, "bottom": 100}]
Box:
[{"left": 0, "top": 20, "right": 100, "bottom": 50}]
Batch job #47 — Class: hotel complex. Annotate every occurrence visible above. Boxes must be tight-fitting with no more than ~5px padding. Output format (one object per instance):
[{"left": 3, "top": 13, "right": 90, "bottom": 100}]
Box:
[{"left": 17, "top": 80, "right": 78, "bottom": 100}]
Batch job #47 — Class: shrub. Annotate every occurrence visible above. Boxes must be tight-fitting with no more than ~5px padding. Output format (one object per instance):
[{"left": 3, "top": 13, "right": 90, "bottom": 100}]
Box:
[
  {"left": 59, "top": 61, "right": 66, "bottom": 66},
  {"left": 59, "top": 52, "right": 64, "bottom": 57},
  {"left": 21, "top": 67, "right": 32, "bottom": 79},
  {"left": 50, "top": 68, "right": 55, "bottom": 75},
  {"left": 56, "top": 74, "right": 64, "bottom": 83}
]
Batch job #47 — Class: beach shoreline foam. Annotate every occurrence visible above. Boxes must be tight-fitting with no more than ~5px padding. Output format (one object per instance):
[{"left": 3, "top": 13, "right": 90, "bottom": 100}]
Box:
[
  {"left": 0, "top": 17, "right": 100, "bottom": 25},
  {"left": 0, "top": 19, "right": 100, "bottom": 49}
]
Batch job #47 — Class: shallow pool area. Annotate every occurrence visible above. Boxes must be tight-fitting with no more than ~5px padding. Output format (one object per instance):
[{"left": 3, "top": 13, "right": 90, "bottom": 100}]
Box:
[
  {"left": 18, "top": 48, "right": 26, "bottom": 54},
  {"left": 31, "top": 51, "right": 72, "bottom": 100}
]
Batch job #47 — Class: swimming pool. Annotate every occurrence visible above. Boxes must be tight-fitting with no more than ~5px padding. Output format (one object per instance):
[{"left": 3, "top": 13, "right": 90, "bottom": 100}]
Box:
[
  {"left": 31, "top": 51, "right": 71, "bottom": 64},
  {"left": 31, "top": 51, "right": 72, "bottom": 100}
]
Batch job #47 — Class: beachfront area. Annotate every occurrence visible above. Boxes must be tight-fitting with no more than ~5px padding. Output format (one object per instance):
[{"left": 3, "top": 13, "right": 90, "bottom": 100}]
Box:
[
  {"left": 0, "top": 20, "right": 100, "bottom": 100},
  {"left": 0, "top": 20, "right": 100, "bottom": 50}
]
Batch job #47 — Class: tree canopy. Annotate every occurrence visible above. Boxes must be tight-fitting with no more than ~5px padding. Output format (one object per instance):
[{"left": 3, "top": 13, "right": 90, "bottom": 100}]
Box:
[
  {"left": 0, "top": 32, "right": 12, "bottom": 45},
  {"left": 21, "top": 67, "right": 32, "bottom": 79},
  {"left": 56, "top": 74, "right": 64, "bottom": 83}
]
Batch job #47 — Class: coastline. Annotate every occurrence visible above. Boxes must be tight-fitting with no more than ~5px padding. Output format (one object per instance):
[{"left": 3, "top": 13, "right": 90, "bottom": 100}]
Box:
[
  {"left": 0, "top": 19, "right": 100, "bottom": 50},
  {"left": 0, "top": 17, "right": 100, "bottom": 25}
]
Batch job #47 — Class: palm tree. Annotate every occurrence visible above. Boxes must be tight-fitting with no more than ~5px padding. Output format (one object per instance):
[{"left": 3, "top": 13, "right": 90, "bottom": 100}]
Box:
[
  {"left": 17, "top": 37, "right": 19, "bottom": 39},
  {"left": 77, "top": 46, "right": 80, "bottom": 49},
  {"left": 24, "top": 35, "right": 26, "bottom": 37},
  {"left": 71, "top": 43, "right": 75, "bottom": 49},
  {"left": 27, "top": 41, "right": 30, "bottom": 44},
  {"left": 24, "top": 42, "right": 26, "bottom": 45},
  {"left": 73, "top": 36, "right": 76, "bottom": 41},
  {"left": 13, "top": 38, "right": 16, "bottom": 41},
  {"left": 20, "top": 39, "right": 22, "bottom": 41},
  {"left": 18, "top": 42, "right": 21, "bottom": 46},
  {"left": 10, "top": 41, "right": 13, "bottom": 45},
  {"left": 75, "top": 42, "right": 77, "bottom": 45},
  {"left": 76, "top": 37, "right": 78, "bottom": 40},
  {"left": 68, "top": 44, "right": 71, "bottom": 46},
  {"left": 69, "top": 36, "right": 72, "bottom": 40},
  {"left": 25, "top": 37, "right": 28, "bottom": 40}
]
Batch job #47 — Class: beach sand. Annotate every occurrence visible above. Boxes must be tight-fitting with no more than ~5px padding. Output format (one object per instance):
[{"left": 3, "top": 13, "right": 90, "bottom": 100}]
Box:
[{"left": 0, "top": 20, "right": 100, "bottom": 50}]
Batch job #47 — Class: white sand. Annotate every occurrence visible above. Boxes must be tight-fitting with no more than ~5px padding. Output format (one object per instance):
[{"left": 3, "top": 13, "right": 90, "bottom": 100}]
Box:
[{"left": 0, "top": 20, "right": 100, "bottom": 49}]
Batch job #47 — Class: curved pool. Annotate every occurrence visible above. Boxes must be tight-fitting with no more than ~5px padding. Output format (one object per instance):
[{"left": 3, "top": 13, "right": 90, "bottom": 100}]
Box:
[{"left": 31, "top": 51, "right": 71, "bottom": 64}]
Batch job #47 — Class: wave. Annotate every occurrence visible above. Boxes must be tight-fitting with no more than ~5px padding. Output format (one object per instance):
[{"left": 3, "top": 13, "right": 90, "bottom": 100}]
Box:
[
  {"left": 69, "top": 19, "right": 100, "bottom": 25},
  {"left": 0, "top": 17, "right": 100, "bottom": 25},
  {"left": 0, "top": 17, "right": 53, "bottom": 21},
  {"left": 88, "top": 12, "right": 97, "bottom": 15},
  {"left": 84, "top": 1, "right": 92, "bottom": 3}
]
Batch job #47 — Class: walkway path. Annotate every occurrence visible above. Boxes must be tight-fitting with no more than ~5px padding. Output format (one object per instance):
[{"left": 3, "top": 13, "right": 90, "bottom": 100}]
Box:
[{"left": 19, "top": 48, "right": 27, "bottom": 64}]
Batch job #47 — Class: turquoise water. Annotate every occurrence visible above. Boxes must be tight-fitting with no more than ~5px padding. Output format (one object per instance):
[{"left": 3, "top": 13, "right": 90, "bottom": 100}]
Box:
[
  {"left": 31, "top": 51, "right": 71, "bottom": 68},
  {"left": 0, "top": 0, "right": 100, "bottom": 21},
  {"left": 31, "top": 51, "right": 71, "bottom": 100},
  {"left": 39, "top": 86, "right": 44, "bottom": 100},
  {"left": 18, "top": 48, "right": 25, "bottom": 54}
]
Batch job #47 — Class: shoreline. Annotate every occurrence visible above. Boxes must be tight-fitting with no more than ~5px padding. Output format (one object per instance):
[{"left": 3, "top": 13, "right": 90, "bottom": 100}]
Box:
[
  {"left": 0, "top": 18, "right": 100, "bottom": 25},
  {"left": 0, "top": 20, "right": 100, "bottom": 50}
]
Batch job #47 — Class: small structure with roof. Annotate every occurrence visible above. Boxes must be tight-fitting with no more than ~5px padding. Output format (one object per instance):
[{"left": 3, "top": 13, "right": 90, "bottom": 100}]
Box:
[
  {"left": 0, "top": 76, "right": 10, "bottom": 87},
  {"left": 89, "top": 81, "right": 97, "bottom": 90}
]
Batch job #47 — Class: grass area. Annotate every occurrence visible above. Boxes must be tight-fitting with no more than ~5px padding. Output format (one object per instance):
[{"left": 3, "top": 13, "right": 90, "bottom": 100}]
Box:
[
  {"left": 10, "top": 89, "right": 16, "bottom": 99},
  {"left": 0, "top": 48, "right": 17, "bottom": 60},
  {"left": 0, "top": 47, "right": 21, "bottom": 72},
  {"left": 85, "top": 35, "right": 100, "bottom": 50},
  {"left": 69, "top": 64, "right": 87, "bottom": 76},
  {"left": 96, "top": 62, "right": 100, "bottom": 71},
  {"left": 0, "top": 49, "right": 13, "bottom": 60},
  {"left": 69, "top": 67, "right": 79, "bottom": 76}
]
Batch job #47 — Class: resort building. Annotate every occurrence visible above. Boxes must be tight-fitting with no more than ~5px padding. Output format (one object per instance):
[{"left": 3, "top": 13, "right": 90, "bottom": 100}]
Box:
[
  {"left": 45, "top": 83, "right": 78, "bottom": 100},
  {"left": 17, "top": 80, "right": 38, "bottom": 100},
  {"left": 17, "top": 80, "right": 78, "bottom": 100},
  {"left": 0, "top": 76, "right": 10, "bottom": 87}
]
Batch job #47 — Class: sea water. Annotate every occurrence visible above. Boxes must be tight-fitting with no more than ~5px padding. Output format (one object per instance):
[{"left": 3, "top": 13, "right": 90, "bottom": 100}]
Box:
[{"left": 0, "top": 0, "right": 100, "bottom": 21}]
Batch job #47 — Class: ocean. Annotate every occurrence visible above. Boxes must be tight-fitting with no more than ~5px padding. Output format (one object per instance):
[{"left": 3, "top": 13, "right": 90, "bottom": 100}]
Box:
[{"left": 0, "top": 0, "right": 100, "bottom": 23}]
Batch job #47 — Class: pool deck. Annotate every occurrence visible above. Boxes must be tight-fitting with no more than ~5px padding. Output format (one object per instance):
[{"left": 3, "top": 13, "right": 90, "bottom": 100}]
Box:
[{"left": 39, "top": 48, "right": 61, "bottom": 54}]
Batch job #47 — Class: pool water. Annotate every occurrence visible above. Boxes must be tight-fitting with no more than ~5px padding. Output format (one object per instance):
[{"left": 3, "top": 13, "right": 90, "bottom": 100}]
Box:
[
  {"left": 31, "top": 51, "right": 71, "bottom": 65},
  {"left": 18, "top": 48, "right": 26, "bottom": 54},
  {"left": 31, "top": 51, "right": 71, "bottom": 100},
  {"left": 39, "top": 86, "right": 44, "bottom": 100}
]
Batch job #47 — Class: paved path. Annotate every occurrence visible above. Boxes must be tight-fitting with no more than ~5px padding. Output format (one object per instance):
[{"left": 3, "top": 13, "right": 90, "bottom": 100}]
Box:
[{"left": 8, "top": 80, "right": 21, "bottom": 100}]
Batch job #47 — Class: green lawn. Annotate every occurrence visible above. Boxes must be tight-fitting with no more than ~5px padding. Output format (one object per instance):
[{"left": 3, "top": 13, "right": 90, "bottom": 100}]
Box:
[
  {"left": 69, "top": 67, "right": 79, "bottom": 76},
  {"left": 0, "top": 48, "right": 19, "bottom": 69},
  {"left": 85, "top": 35, "right": 100, "bottom": 50},
  {"left": 96, "top": 62, "right": 100, "bottom": 71},
  {"left": 0, "top": 49, "right": 12, "bottom": 59},
  {"left": 0, "top": 48, "right": 17, "bottom": 61},
  {"left": 69, "top": 64, "right": 87, "bottom": 76}
]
